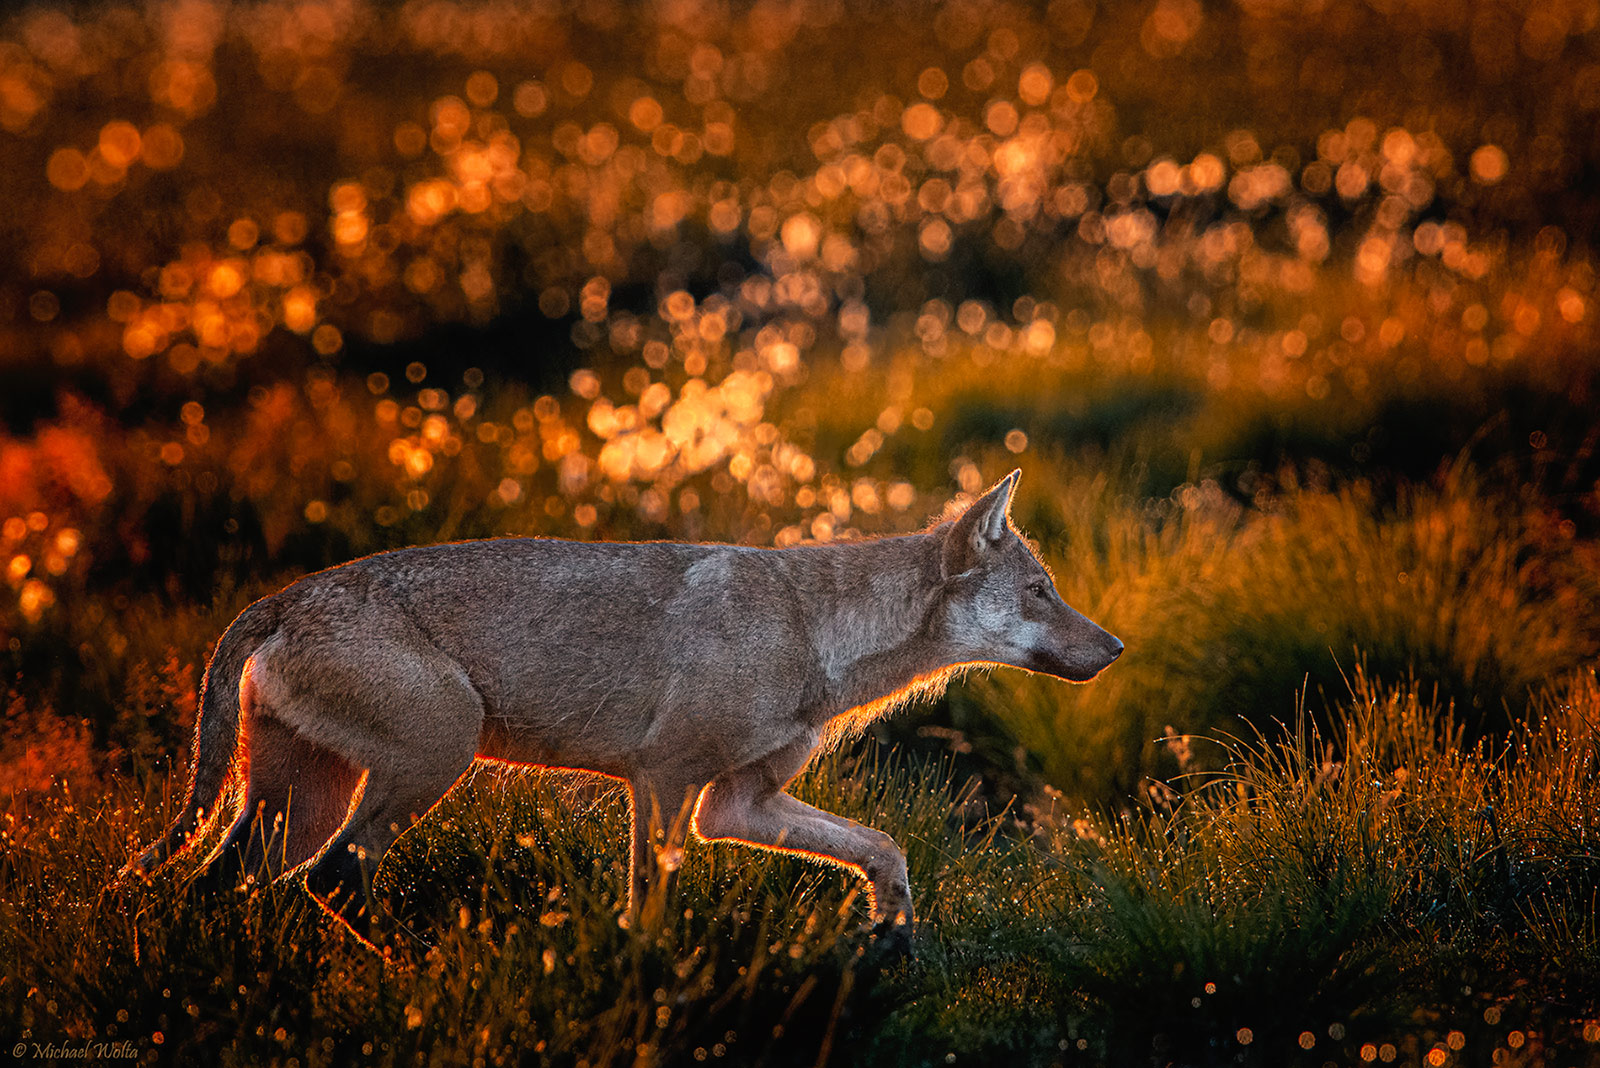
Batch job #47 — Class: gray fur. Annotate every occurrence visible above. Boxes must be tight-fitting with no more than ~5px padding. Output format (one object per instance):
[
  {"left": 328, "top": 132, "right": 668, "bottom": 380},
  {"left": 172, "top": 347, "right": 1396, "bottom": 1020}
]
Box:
[{"left": 123, "top": 470, "right": 1121, "bottom": 950}]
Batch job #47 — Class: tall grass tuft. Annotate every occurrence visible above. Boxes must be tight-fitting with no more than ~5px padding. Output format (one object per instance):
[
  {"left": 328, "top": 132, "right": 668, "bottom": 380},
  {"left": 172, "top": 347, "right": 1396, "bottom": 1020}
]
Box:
[
  {"left": 1041, "top": 669, "right": 1600, "bottom": 1063},
  {"left": 982, "top": 463, "right": 1598, "bottom": 802}
]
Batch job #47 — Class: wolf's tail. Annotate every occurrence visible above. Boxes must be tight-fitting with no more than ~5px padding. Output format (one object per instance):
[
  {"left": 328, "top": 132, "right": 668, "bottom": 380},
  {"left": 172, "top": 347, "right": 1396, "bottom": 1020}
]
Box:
[{"left": 119, "top": 596, "right": 279, "bottom": 880}]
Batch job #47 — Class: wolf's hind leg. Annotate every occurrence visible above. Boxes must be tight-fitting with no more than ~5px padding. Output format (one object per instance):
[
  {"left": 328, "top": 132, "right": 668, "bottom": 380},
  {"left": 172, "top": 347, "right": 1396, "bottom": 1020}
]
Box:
[
  {"left": 295, "top": 662, "right": 483, "bottom": 944},
  {"left": 202, "top": 711, "right": 362, "bottom": 889},
  {"left": 302, "top": 752, "right": 476, "bottom": 945},
  {"left": 246, "top": 607, "right": 486, "bottom": 947}
]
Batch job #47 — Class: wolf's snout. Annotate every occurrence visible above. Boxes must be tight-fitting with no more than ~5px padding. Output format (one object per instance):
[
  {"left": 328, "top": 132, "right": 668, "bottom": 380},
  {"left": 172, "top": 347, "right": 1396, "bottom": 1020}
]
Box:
[{"left": 1107, "top": 635, "right": 1124, "bottom": 660}]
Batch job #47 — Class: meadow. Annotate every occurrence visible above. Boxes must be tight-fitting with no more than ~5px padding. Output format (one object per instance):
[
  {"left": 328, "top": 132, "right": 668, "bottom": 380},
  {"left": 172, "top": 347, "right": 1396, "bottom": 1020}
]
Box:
[{"left": 2, "top": 0, "right": 1599, "bottom": 1064}]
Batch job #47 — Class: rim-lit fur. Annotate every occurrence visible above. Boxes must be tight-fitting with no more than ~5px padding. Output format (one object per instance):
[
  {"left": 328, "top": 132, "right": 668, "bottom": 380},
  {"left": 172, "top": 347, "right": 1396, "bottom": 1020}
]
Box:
[{"left": 121, "top": 470, "right": 1121, "bottom": 953}]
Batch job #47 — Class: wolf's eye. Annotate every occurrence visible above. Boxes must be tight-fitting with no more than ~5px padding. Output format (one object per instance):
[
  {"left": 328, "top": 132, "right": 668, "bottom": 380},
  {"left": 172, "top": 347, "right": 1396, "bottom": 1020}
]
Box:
[{"left": 1028, "top": 582, "right": 1048, "bottom": 599}]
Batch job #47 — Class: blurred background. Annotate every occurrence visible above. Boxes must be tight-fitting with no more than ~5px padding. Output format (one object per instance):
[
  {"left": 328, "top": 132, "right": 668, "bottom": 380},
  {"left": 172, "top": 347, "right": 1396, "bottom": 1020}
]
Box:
[{"left": 2, "top": 0, "right": 1597, "bottom": 810}]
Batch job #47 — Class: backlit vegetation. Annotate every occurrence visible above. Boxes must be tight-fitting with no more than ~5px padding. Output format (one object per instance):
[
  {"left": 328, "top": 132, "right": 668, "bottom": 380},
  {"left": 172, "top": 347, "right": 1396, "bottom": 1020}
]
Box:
[{"left": 3, "top": 0, "right": 1598, "bottom": 1063}]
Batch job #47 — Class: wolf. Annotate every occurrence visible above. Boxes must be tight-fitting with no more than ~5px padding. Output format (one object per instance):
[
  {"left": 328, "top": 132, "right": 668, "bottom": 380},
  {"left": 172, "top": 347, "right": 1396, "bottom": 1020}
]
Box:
[{"left": 122, "top": 469, "right": 1121, "bottom": 951}]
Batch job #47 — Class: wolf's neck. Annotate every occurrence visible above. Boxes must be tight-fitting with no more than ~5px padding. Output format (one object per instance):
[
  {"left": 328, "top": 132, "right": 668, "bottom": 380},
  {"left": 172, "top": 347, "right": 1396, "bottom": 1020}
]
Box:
[{"left": 786, "top": 531, "right": 954, "bottom": 715}]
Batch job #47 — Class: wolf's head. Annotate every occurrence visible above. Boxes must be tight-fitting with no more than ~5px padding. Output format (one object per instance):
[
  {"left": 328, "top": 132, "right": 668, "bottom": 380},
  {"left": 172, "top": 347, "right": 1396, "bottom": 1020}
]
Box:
[{"left": 934, "top": 470, "right": 1122, "bottom": 682}]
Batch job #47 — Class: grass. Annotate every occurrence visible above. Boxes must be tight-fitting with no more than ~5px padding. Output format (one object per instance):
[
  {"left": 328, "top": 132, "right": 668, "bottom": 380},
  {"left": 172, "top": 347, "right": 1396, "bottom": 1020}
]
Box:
[
  {"left": 968, "top": 462, "right": 1600, "bottom": 802},
  {"left": 2, "top": 748, "right": 1043, "bottom": 1066},
  {"left": 4, "top": 674, "right": 1599, "bottom": 1066},
  {"left": 1051, "top": 670, "right": 1600, "bottom": 1064}
]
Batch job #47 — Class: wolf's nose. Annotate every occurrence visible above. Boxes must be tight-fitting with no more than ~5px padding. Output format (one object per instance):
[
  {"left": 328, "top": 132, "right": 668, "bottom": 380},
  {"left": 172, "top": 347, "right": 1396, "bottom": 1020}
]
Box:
[{"left": 1108, "top": 636, "right": 1124, "bottom": 660}]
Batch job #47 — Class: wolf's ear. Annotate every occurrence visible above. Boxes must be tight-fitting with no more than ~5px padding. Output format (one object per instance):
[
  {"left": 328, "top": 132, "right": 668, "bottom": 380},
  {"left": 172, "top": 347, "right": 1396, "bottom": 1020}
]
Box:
[{"left": 943, "top": 470, "right": 1020, "bottom": 578}]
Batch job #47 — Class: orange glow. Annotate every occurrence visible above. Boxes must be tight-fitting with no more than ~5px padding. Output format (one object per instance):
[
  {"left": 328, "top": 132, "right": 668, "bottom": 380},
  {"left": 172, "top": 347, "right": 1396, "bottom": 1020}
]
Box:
[
  {"left": 207, "top": 262, "right": 244, "bottom": 300},
  {"left": 272, "top": 211, "right": 308, "bottom": 245},
  {"left": 97, "top": 121, "right": 142, "bottom": 169},
  {"left": 901, "top": 103, "right": 942, "bottom": 142},
  {"left": 17, "top": 578, "right": 53, "bottom": 622},
  {"left": 311, "top": 324, "right": 343, "bottom": 355},
  {"left": 407, "top": 180, "right": 456, "bottom": 226},
  {"left": 511, "top": 81, "right": 547, "bottom": 117},
  {"left": 149, "top": 60, "right": 216, "bottom": 114},
  {"left": 141, "top": 124, "right": 185, "bottom": 169},
  {"left": 1065, "top": 68, "right": 1098, "bottom": 102},
  {"left": 45, "top": 148, "right": 88, "bottom": 191},
  {"left": 1018, "top": 64, "right": 1053, "bottom": 106},
  {"left": 1470, "top": 144, "right": 1509, "bottom": 184},
  {"left": 464, "top": 70, "right": 498, "bottom": 108},
  {"left": 282, "top": 287, "right": 317, "bottom": 333},
  {"left": 331, "top": 213, "right": 369, "bottom": 245},
  {"left": 227, "top": 219, "right": 259, "bottom": 250},
  {"left": 629, "top": 97, "right": 663, "bottom": 132}
]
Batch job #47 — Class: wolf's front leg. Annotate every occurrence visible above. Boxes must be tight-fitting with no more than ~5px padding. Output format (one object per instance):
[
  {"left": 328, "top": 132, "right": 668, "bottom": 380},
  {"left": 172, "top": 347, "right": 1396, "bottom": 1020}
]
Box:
[
  {"left": 693, "top": 767, "right": 913, "bottom": 947},
  {"left": 627, "top": 775, "right": 703, "bottom": 927}
]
